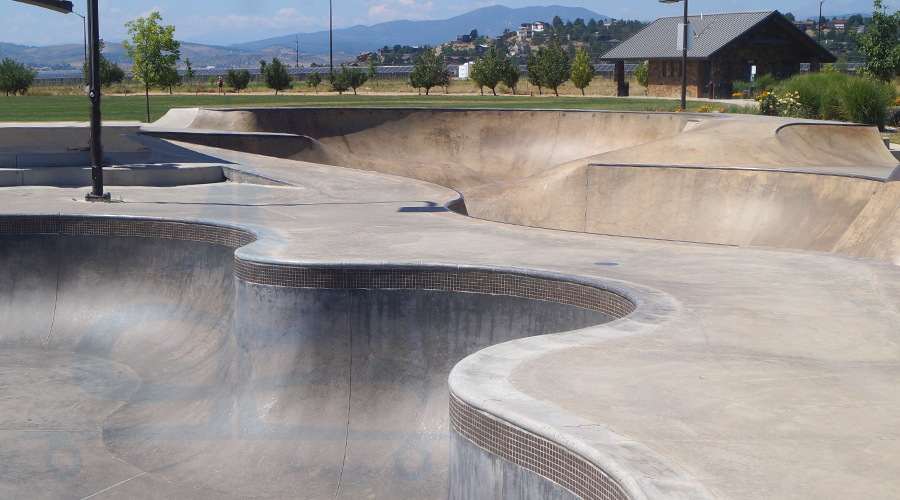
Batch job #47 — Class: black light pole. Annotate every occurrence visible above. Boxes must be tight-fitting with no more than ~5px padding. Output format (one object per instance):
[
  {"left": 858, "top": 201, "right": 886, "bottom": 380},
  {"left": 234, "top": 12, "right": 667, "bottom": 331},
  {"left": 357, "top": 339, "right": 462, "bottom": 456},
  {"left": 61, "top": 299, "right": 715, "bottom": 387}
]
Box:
[
  {"left": 9, "top": 2, "right": 106, "bottom": 199},
  {"left": 660, "top": 0, "right": 688, "bottom": 111},
  {"left": 85, "top": 0, "right": 108, "bottom": 200}
]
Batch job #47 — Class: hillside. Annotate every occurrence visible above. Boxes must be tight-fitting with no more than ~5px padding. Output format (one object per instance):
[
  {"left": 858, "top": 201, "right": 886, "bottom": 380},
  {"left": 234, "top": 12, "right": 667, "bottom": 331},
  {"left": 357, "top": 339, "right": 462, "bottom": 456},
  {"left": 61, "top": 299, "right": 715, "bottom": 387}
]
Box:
[
  {"left": 231, "top": 5, "right": 606, "bottom": 54},
  {"left": 1, "top": 5, "right": 606, "bottom": 69}
]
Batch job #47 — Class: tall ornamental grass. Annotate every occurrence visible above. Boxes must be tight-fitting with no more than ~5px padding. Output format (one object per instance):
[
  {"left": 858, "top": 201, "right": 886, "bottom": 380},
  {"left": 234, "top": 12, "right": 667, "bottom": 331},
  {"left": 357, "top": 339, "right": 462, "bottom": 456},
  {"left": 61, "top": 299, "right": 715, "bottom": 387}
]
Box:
[
  {"left": 837, "top": 77, "right": 896, "bottom": 129},
  {"left": 768, "top": 72, "right": 897, "bottom": 129}
]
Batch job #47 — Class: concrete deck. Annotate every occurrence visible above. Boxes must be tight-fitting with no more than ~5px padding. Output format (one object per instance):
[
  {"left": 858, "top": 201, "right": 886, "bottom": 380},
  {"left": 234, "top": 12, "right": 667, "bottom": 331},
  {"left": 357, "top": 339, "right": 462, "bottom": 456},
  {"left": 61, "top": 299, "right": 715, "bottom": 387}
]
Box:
[{"left": 1, "top": 109, "right": 899, "bottom": 500}]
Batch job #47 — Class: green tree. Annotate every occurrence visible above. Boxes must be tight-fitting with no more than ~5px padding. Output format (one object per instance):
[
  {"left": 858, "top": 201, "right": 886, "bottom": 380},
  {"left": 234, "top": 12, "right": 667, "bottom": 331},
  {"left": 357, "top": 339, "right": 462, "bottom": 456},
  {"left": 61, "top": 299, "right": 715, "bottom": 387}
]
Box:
[
  {"left": 409, "top": 45, "right": 451, "bottom": 95},
  {"left": 81, "top": 40, "right": 125, "bottom": 87},
  {"left": 366, "top": 58, "right": 378, "bottom": 86},
  {"left": 157, "top": 65, "right": 182, "bottom": 94},
  {"left": 537, "top": 39, "right": 571, "bottom": 96},
  {"left": 330, "top": 68, "right": 351, "bottom": 94},
  {"left": 856, "top": 0, "right": 900, "bottom": 81},
  {"left": 184, "top": 58, "right": 195, "bottom": 85},
  {"left": 261, "top": 57, "right": 292, "bottom": 94},
  {"left": 525, "top": 53, "right": 544, "bottom": 95},
  {"left": 307, "top": 71, "right": 322, "bottom": 93},
  {"left": 0, "top": 58, "right": 37, "bottom": 96},
  {"left": 570, "top": 48, "right": 594, "bottom": 95},
  {"left": 634, "top": 60, "right": 649, "bottom": 87},
  {"left": 340, "top": 65, "right": 367, "bottom": 94},
  {"left": 471, "top": 47, "right": 504, "bottom": 95},
  {"left": 225, "top": 68, "right": 251, "bottom": 92},
  {"left": 121, "top": 12, "right": 180, "bottom": 122},
  {"left": 500, "top": 57, "right": 520, "bottom": 94}
]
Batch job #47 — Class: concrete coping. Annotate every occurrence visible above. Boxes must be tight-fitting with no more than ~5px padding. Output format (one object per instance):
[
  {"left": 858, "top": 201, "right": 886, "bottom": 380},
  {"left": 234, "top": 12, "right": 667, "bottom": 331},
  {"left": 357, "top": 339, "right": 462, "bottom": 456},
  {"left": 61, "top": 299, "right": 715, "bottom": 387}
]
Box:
[{"left": 446, "top": 278, "right": 721, "bottom": 500}]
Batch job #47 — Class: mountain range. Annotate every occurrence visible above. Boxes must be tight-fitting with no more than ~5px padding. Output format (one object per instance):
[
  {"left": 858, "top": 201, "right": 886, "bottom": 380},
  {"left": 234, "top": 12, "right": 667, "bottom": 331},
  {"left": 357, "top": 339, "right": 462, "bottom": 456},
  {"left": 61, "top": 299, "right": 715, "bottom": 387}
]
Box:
[
  {"left": 227, "top": 5, "right": 606, "bottom": 54},
  {"left": 2, "top": 5, "right": 607, "bottom": 69}
]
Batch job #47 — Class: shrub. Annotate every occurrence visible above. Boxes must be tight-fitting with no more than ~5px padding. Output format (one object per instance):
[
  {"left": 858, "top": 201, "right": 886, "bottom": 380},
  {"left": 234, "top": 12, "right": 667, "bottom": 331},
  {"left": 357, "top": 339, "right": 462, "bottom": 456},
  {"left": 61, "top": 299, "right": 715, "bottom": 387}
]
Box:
[
  {"left": 837, "top": 76, "right": 897, "bottom": 129},
  {"left": 633, "top": 61, "right": 649, "bottom": 87},
  {"left": 260, "top": 58, "right": 292, "bottom": 95},
  {"left": 330, "top": 69, "right": 350, "bottom": 94},
  {"left": 225, "top": 68, "right": 251, "bottom": 92},
  {"left": 887, "top": 106, "right": 900, "bottom": 127},
  {"left": 778, "top": 72, "right": 845, "bottom": 120},
  {"left": 0, "top": 58, "right": 38, "bottom": 96},
  {"left": 307, "top": 71, "right": 322, "bottom": 93},
  {"left": 409, "top": 46, "right": 450, "bottom": 95}
]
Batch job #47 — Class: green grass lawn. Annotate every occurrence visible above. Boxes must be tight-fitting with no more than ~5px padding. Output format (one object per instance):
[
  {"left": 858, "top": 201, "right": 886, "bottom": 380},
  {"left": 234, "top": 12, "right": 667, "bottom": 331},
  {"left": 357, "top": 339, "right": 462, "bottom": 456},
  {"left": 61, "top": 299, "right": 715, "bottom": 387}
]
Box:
[{"left": 0, "top": 93, "right": 715, "bottom": 123}]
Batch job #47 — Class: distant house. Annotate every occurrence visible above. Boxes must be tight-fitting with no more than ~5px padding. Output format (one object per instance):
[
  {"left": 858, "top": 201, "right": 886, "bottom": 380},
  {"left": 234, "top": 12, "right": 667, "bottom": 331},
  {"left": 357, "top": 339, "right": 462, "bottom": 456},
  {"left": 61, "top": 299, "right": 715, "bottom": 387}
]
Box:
[
  {"left": 356, "top": 52, "right": 374, "bottom": 63},
  {"left": 531, "top": 21, "right": 550, "bottom": 32},
  {"left": 517, "top": 26, "right": 533, "bottom": 40},
  {"left": 827, "top": 18, "right": 848, "bottom": 30},
  {"left": 857, "top": 24, "right": 869, "bottom": 34},
  {"left": 793, "top": 20, "right": 814, "bottom": 32},
  {"left": 601, "top": 10, "right": 835, "bottom": 99},
  {"left": 456, "top": 34, "right": 472, "bottom": 43}
]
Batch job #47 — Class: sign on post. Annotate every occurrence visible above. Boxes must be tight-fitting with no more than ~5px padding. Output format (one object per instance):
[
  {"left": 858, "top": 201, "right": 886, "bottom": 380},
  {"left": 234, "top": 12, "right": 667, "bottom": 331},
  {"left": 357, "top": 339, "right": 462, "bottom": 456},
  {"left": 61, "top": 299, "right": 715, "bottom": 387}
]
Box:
[{"left": 677, "top": 23, "right": 694, "bottom": 51}]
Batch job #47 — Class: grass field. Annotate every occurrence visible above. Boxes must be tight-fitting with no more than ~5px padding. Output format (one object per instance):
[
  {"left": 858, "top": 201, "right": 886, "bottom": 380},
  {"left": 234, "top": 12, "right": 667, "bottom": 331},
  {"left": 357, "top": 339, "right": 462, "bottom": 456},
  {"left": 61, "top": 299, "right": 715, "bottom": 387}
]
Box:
[{"left": 0, "top": 92, "right": 719, "bottom": 123}]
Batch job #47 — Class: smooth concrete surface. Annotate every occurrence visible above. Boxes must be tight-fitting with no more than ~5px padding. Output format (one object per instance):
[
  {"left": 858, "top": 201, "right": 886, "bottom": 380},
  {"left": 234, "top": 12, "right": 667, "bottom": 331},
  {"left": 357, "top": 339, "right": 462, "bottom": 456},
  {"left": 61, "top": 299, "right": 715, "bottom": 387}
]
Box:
[
  {"left": 145, "top": 108, "right": 900, "bottom": 258},
  {"left": 3, "top": 108, "right": 900, "bottom": 500}
]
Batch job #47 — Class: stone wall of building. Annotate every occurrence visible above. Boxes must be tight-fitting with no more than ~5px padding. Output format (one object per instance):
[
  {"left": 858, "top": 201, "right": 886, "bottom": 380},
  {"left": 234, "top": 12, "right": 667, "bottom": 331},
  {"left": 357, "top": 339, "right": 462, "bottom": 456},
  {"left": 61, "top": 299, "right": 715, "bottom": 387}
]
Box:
[{"left": 647, "top": 60, "right": 704, "bottom": 98}]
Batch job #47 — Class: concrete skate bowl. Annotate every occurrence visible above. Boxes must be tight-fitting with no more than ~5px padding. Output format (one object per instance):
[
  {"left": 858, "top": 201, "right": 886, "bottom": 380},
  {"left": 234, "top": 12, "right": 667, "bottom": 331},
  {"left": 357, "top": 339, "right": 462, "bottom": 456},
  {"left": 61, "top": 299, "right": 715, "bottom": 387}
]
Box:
[
  {"left": 0, "top": 215, "right": 639, "bottom": 499},
  {"left": 145, "top": 108, "right": 900, "bottom": 261}
]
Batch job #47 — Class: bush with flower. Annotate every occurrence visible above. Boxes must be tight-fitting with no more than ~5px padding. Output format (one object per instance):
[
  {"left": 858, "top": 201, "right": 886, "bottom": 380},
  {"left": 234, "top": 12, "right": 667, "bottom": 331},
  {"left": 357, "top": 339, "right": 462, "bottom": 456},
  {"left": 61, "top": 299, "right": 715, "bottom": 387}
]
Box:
[{"left": 755, "top": 90, "right": 808, "bottom": 118}]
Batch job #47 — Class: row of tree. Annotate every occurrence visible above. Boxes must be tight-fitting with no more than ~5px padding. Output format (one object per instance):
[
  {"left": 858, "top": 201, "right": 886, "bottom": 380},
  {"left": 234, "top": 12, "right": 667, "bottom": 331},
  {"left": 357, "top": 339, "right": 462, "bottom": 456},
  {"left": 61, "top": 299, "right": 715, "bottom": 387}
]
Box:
[{"left": 467, "top": 39, "right": 595, "bottom": 97}]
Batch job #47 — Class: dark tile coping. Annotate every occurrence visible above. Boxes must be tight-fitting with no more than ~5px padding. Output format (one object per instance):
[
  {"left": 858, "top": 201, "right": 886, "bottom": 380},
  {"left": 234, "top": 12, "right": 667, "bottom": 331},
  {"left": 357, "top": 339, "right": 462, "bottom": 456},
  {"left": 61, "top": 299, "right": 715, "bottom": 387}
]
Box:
[
  {"left": 450, "top": 392, "right": 629, "bottom": 500},
  {"left": 0, "top": 215, "right": 636, "bottom": 319}
]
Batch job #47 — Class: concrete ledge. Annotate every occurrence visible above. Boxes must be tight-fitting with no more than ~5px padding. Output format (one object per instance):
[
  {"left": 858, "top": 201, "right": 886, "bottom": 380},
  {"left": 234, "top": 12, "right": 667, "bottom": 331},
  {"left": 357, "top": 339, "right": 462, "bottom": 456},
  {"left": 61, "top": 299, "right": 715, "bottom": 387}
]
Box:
[{"left": 0, "top": 165, "right": 224, "bottom": 187}]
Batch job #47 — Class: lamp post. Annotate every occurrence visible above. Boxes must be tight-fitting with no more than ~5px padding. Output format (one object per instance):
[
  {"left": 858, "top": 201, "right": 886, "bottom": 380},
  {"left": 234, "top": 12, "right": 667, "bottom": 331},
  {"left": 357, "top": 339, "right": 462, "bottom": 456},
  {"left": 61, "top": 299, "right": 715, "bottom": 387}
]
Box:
[
  {"left": 11, "top": 1, "right": 107, "bottom": 200},
  {"left": 660, "top": 0, "right": 688, "bottom": 111},
  {"left": 329, "top": 0, "right": 333, "bottom": 75},
  {"left": 72, "top": 11, "right": 87, "bottom": 66},
  {"left": 818, "top": 0, "right": 825, "bottom": 43}
]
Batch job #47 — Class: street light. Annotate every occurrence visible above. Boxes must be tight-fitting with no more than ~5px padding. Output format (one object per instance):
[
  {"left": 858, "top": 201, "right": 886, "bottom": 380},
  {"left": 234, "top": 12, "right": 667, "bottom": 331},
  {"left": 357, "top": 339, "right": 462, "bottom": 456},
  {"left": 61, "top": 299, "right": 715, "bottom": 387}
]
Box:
[
  {"left": 72, "top": 11, "right": 87, "bottom": 69},
  {"left": 660, "top": 0, "right": 688, "bottom": 111},
  {"left": 329, "top": 0, "right": 333, "bottom": 75},
  {"left": 818, "top": 0, "right": 826, "bottom": 43},
  {"left": 12, "top": 0, "right": 108, "bottom": 200}
]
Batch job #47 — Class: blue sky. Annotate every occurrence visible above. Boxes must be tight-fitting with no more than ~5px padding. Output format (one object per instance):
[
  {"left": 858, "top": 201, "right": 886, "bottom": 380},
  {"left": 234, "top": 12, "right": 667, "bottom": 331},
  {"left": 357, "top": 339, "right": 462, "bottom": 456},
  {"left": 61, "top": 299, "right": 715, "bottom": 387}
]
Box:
[{"left": 3, "top": 0, "right": 890, "bottom": 46}]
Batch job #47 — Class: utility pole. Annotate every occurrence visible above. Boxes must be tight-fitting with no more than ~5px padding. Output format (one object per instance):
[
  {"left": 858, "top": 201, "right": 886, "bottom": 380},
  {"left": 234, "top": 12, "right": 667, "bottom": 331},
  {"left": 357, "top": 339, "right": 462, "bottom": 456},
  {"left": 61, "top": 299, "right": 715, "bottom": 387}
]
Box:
[{"left": 295, "top": 35, "right": 299, "bottom": 68}]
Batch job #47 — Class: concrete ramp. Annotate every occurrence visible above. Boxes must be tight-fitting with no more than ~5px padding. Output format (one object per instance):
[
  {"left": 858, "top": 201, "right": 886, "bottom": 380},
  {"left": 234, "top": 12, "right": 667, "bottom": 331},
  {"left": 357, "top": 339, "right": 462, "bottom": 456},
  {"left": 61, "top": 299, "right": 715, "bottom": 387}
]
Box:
[
  {"left": 832, "top": 178, "right": 900, "bottom": 264},
  {"left": 145, "top": 107, "right": 900, "bottom": 264},
  {"left": 464, "top": 163, "right": 881, "bottom": 250},
  {"left": 154, "top": 107, "right": 690, "bottom": 181}
]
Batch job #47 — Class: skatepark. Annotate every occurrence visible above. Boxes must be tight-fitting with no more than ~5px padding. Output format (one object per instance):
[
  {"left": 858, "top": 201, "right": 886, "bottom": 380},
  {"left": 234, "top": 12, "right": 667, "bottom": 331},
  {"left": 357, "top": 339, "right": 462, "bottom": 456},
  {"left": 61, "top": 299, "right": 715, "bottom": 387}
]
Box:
[{"left": 2, "top": 107, "right": 900, "bottom": 500}]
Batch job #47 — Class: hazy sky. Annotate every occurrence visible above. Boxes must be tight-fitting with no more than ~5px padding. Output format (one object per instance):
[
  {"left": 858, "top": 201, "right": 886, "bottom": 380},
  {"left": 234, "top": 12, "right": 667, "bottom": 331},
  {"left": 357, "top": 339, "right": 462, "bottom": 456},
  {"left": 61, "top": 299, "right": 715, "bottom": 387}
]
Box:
[{"left": 3, "top": 0, "right": 891, "bottom": 46}]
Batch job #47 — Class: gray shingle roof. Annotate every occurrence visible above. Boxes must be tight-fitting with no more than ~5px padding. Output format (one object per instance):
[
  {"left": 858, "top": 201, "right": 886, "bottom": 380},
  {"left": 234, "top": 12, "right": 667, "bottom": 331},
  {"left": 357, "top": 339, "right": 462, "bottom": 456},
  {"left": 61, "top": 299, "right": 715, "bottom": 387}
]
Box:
[{"left": 601, "top": 11, "right": 831, "bottom": 61}]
